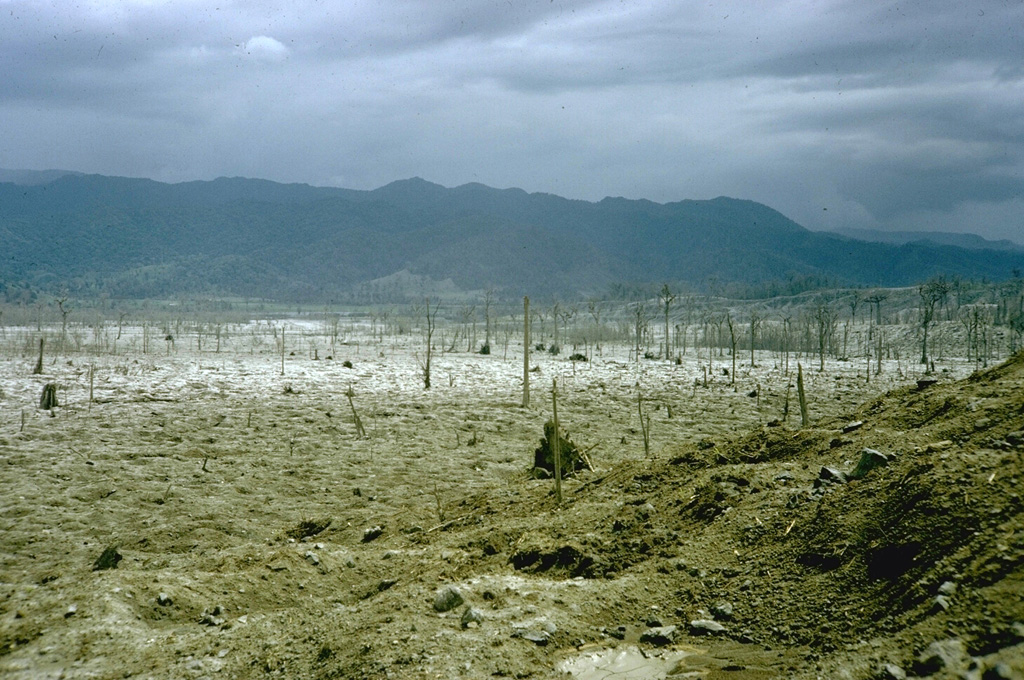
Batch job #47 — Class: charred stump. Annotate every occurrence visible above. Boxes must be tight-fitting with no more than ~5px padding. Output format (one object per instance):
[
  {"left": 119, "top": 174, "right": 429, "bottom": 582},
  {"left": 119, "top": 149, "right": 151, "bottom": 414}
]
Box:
[
  {"left": 533, "top": 421, "right": 584, "bottom": 479},
  {"left": 39, "top": 383, "right": 58, "bottom": 410}
]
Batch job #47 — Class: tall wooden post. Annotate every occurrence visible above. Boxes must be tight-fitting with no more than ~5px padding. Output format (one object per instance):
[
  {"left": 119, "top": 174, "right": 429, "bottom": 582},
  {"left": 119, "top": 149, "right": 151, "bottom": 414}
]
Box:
[
  {"left": 797, "top": 363, "right": 809, "bottom": 428},
  {"left": 522, "top": 296, "right": 530, "bottom": 408},
  {"left": 551, "top": 378, "right": 562, "bottom": 505}
]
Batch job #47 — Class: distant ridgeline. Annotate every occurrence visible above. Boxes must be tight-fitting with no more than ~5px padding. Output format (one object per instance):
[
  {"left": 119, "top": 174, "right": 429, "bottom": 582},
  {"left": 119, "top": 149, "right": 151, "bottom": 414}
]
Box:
[{"left": 1, "top": 172, "right": 1023, "bottom": 303}]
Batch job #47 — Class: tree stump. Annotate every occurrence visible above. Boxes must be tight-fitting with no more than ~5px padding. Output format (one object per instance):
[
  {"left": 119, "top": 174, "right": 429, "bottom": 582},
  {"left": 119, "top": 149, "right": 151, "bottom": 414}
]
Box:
[
  {"left": 39, "top": 383, "right": 58, "bottom": 410},
  {"left": 32, "top": 338, "right": 44, "bottom": 375},
  {"left": 533, "top": 421, "right": 584, "bottom": 478}
]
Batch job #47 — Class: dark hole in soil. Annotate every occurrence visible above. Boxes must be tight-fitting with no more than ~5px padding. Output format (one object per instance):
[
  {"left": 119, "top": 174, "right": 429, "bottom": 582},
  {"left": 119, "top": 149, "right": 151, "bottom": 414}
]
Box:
[{"left": 867, "top": 542, "right": 922, "bottom": 580}]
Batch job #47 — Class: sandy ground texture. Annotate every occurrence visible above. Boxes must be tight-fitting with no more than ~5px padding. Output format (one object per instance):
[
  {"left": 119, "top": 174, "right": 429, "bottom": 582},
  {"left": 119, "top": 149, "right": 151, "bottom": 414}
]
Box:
[{"left": 1, "top": 325, "right": 1022, "bottom": 679}]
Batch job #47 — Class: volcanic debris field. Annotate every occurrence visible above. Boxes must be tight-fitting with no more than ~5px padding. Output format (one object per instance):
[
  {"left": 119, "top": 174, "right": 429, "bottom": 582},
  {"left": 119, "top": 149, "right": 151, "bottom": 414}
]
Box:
[{"left": 1, "top": 323, "right": 1023, "bottom": 679}]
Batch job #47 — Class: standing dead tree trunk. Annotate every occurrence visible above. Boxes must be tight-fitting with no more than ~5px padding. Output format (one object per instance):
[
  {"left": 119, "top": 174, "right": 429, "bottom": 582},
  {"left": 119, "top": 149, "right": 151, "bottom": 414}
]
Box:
[
  {"left": 33, "top": 338, "right": 45, "bottom": 375},
  {"left": 865, "top": 292, "right": 888, "bottom": 330},
  {"left": 637, "top": 384, "right": 651, "bottom": 457},
  {"left": 421, "top": 297, "right": 438, "bottom": 389},
  {"left": 633, "top": 302, "right": 648, "bottom": 362},
  {"left": 345, "top": 386, "right": 367, "bottom": 439},
  {"left": 918, "top": 278, "right": 950, "bottom": 368},
  {"left": 522, "top": 296, "right": 530, "bottom": 408},
  {"left": 660, "top": 284, "right": 675, "bottom": 360},
  {"left": 797, "top": 363, "right": 809, "bottom": 427},
  {"left": 749, "top": 312, "right": 760, "bottom": 367},
  {"left": 57, "top": 295, "right": 71, "bottom": 356},
  {"left": 726, "top": 313, "right": 737, "bottom": 385},
  {"left": 551, "top": 378, "right": 562, "bottom": 505},
  {"left": 483, "top": 289, "right": 494, "bottom": 353},
  {"left": 813, "top": 303, "right": 839, "bottom": 372},
  {"left": 587, "top": 299, "right": 603, "bottom": 356}
]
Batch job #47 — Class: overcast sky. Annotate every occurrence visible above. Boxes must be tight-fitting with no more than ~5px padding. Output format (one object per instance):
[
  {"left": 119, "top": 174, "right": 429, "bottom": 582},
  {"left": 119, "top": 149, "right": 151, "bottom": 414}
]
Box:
[{"left": 2, "top": 0, "right": 1023, "bottom": 242}]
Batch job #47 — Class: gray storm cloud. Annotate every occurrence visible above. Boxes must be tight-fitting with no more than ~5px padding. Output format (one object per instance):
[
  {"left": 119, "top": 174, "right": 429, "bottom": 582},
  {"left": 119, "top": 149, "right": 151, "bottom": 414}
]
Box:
[{"left": 0, "top": 0, "right": 1022, "bottom": 242}]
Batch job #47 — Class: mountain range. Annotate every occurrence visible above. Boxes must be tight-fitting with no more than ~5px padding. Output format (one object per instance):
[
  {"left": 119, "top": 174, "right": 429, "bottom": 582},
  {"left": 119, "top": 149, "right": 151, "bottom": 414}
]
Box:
[
  {"left": 1, "top": 171, "right": 1022, "bottom": 302},
  {"left": 828, "top": 227, "right": 1024, "bottom": 253}
]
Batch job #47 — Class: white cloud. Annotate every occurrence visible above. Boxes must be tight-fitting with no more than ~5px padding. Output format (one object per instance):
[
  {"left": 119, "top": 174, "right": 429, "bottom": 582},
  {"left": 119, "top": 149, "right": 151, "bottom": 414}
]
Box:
[{"left": 241, "top": 35, "right": 289, "bottom": 62}]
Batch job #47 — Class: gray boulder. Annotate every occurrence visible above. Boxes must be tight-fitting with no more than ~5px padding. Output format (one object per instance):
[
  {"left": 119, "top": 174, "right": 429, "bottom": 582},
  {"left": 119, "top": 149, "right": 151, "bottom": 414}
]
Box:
[{"left": 433, "top": 585, "right": 464, "bottom": 613}]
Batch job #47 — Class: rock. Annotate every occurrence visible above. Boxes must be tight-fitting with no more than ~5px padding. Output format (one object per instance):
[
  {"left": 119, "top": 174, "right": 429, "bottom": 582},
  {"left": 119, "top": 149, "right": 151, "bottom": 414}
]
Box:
[
  {"left": 974, "top": 418, "right": 992, "bottom": 430},
  {"left": 842, "top": 421, "right": 865, "bottom": 433},
  {"left": 640, "top": 625, "right": 678, "bottom": 646},
  {"left": 915, "top": 639, "right": 969, "bottom": 676},
  {"left": 938, "top": 581, "right": 957, "bottom": 597},
  {"left": 92, "top": 546, "right": 122, "bottom": 571},
  {"left": 689, "top": 620, "right": 726, "bottom": 635},
  {"left": 849, "top": 449, "right": 889, "bottom": 479},
  {"left": 512, "top": 627, "right": 550, "bottom": 645},
  {"left": 711, "top": 602, "right": 734, "bottom": 621},
  {"left": 1005, "top": 431, "right": 1024, "bottom": 446},
  {"left": 880, "top": 663, "right": 907, "bottom": 679},
  {"left": 304, "top": 551, "right": 320, "bottom": 566},
  {"left": 604, "top": 625, "right": 627, "bottom": 640},
  {"left": 818, "top": 466, "right": 848, "bottom": 484},
  {"left": 157, "top": 592, "right": 173, "bottom": 606},
  {"left": 433, "top": 586, "right": 464, "bottom": 613},
  {"left": 460, "top": 606, "right": 484, "bottom": 629},
  {"left": 64, "top": 604, "right": 77, "bottom": 618},
  {"left": 932, "top": 595, "right": 951, "bottom": 612},
  {"left": 200, "top": 605, "right": 227, "bottom": 627},
  {"left": 362, "top": 526, "right": 383, "bottom": 542}
]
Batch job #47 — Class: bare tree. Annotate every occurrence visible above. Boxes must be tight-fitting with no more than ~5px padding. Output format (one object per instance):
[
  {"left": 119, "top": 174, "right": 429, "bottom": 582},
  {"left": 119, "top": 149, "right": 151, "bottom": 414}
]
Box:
[
  {"left": 959, "top": 305, "right": 989, "bottom": 368},
  {"left": 459, "top": 305, "right": 476, "bottom": 353},
  {"left": 726, "top": 313, "right": 737, "bottom": 384},
  {"left": 522, "top": 296, "right": 530, "bottom": 407},
  {"left": 56, "top": 294, "right": 71, "bottom": 356},
  {"left": 659, "top": 284, "right": 676, "bottom": 360},
  {"left": 918, "top": 278, "right": 951, "bottom": 366},
  {"left": 633, "top": 302, "right": 650, "bottom": 361},
  {"left": 780, "top": 313, "right": 792, "bottom": 375},
  {"left": 549, "top": 300, "right": 561, "bottom": 352},
  {"left": 421, "top": 298, "right": 439, "bottom": 389},
  {"left": 865, "top": 291, "right": 888, "bottom": 330},
  {"left": 483, "top": 289, "right": 494, "bottom": 352},
  {"left": 813, "top": 303, "right": 839, "bottom": 372},
  {"left": 749, "top": 311, "right": 760, "bottom": 367},
  {"left": 1008, "top": 309, "right": 1024, "bottom": 354},
  {"left": 848, "top": 293, "right": 860, "bottom": 325},
  {"left": 558, "top": 305, "right": 576, "bottom": 351},
  {"left": 587, "top": 299, "right": 604, "bottom": 355}
]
